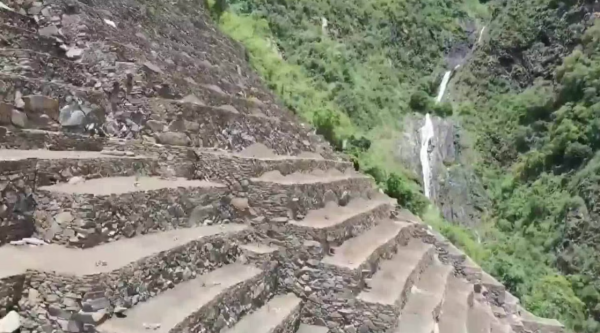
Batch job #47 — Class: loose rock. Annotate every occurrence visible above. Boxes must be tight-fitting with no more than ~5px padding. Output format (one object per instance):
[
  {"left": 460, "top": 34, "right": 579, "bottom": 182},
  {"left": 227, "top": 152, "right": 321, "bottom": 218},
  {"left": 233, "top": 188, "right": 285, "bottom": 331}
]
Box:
[
  {"left": 66, "top": 47, "right": 85, "bottom": 59},
  {"left": 38, "top": 25, "right": 60, "bottom": 37},
  {"left": 23, "top": 95, "right": 60, "bottom": 120},
  {"left": 143, "top": 62, "right": 163, "bottom": 74},
  {"left": 145, "top": 120, "right": 165, "bottom": 132},
  {"left": 180, "top": 94, "right": 205, "bottom": 105},
  {"left": 154, "top": 132, "right": 190, "bottom": 146},
  {"left": 11, "top": 109, "right": 27, "bottom": 128},
  {"left": 0, "top": 103, "right": 12, "bottom": 125},
  {"left": 0, "top": 311, "right": 21, "bottom": 333}
]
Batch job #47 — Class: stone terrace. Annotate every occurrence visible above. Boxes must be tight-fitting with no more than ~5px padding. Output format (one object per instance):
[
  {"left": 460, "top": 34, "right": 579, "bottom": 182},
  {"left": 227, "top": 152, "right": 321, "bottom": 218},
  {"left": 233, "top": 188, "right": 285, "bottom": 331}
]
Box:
[{"left": 0, "top": 0, "right": 565, "bottom": 333}]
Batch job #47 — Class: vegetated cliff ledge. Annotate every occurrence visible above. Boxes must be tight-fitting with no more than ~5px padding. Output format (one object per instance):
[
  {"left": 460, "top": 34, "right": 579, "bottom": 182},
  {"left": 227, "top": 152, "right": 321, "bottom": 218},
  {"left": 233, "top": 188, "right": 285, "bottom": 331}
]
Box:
[{"left": 0, "top": 0, "right": 564, "bottom": 333}]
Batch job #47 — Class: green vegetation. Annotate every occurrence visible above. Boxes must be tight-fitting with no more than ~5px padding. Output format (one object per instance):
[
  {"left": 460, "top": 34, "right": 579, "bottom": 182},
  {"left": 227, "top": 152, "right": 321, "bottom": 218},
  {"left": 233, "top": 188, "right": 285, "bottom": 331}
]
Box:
[
  {"left": 453, "top": 14, "right": 600, "bottom": 333},
  {"left": 210, "top": 0, "right": 488, "bottom": 215},
  {"left": 206, "top": 0, "right": 600, "bottom": 331}
]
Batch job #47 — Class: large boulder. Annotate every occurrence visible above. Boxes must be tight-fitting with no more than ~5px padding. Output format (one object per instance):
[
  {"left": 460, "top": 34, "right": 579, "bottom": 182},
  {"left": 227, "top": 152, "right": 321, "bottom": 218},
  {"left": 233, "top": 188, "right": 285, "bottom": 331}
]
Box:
[{"left": 22, "top": 95, "right": 60, "bottom": 120}]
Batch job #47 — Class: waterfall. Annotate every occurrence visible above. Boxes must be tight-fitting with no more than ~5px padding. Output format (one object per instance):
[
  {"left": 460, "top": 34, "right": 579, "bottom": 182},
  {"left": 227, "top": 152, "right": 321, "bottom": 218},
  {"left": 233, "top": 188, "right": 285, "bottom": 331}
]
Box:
[
  {"left": 435, "top": 70, "right": 452, "bottom": 103},
  {"left": 478, "top": 26, "right": 486, "bottom": 44},
  {"left": 420, "top": 70, "right": 451, "bottom": 198},
  {"left": 420, "top": 113, "right": 435, "bottom": 198}
]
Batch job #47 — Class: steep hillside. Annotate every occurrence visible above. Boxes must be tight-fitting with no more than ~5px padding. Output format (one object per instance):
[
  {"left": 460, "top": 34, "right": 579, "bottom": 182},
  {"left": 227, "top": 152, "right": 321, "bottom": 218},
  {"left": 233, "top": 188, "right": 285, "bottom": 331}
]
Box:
[
  {"left": 206, "top": 0, "right": 600, "bottom": 332},
  {"left": 451, "top": 1, "right": 600, "bottom": 332},
  {"left": 0, "top": 0, "right": 566, "bottom": 333}
]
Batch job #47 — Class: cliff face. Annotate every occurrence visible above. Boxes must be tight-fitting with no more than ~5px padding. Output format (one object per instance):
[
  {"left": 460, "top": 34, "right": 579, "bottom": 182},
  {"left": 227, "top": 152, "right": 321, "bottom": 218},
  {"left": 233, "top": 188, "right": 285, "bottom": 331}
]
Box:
[
  {"left": 451, "top": 0, "right": 594, "bottom": 102},
  {"left": 396, "top": 114, "right": 490, "bottom": 228}
]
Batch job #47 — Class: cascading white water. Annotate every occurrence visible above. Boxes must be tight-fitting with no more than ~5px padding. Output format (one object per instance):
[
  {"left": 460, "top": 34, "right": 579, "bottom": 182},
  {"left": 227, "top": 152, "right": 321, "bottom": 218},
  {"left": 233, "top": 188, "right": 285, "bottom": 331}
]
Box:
[
  {"left": 419, "top": 113, "right": 435, "bottom": 199},
  {"left": 420, "top": 70, "right": 451, "bottom": 198},
  {"left": 478, "top": 26, "right": 486, "bottom": 44},
  {"left": 435, "top": 70, "right": 452, "bottom": 103}
]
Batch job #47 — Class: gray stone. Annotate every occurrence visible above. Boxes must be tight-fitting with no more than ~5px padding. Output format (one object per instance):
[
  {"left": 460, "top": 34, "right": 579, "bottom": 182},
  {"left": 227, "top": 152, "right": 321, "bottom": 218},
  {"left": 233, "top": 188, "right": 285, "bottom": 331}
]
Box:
[
  {"left": 23, "top": 95, "right": 59, "bottom": 120},
  {"left": 214, "top": 315, "right": 226, "bottom": 330},
  {"left": 188, "top": 205, "right": 214, "bottom": 225},
  {"left": 11, "top": 109, "right": 28, "bottom": 128},
  {"left": 73, "top": 310, "right": 106, "bottom": 324},
  {"left": 54, "top": 212, "right": 74, "bottom": 225},
  {"left": 323, "top": 190, "right": 337, "bottom": 204},
  {"left": 307, "top": 259, "right": 319, "bottom": 267},
  {"left": 231, "top": 198, "right": 250, "bottom": 212},
  {"left": 143, "top": 62, "right": 163, "bottom": 74},
  {"left": 114, "top": 306, "right": 127, "bottom": 314},
  {"left": 0, "top": 126, "right": 6, "bottom": 137},
  {"left": 339, "top": 191, "right": 351, "bottom": 206},
  {"left": 167, "top": 118, "right": 186, "bottom": 132},
  {"left": 180, "top": 94, "right": 205, "bottom": 105},
  {"left": 345, "top": 327, "right": 357, "bottom": 333},
  {"left": 122, "top": 222, "right": 136, "bottom": 238},
  {"left": 198, "top": 60, "right": 213, "bottom": 68},
  {"left": 0, "top": 311, "right": 21, "bottom": 333},
  {"left": 218, "top": 105, "right": 239, "bottom": 114},
  {"left": 46, "top": 294, "right": 59, "bottom": 302},
  {"left": 67, "top": 320, "right": 81, "bottom": 333},
  {"left": 115, "top": 62, "right": 138, "bottom": 74},
  {"left": 38, "top": 25, "right": 60, "bottom": 37},
  {"left": 145, "top": 120, "right": 165, "bottom": 132},
  {"left": 358, "top": 324, "right": 370, "bottom": 333},
  {"left": 62, "top": 298, "right": 78, "bottom": 308},
  {"left": 41, "top": 7, "right": 51, "bottom": 17},
  {"left": 48, "top": 305, "right": 72, "bottom": 320},
  {"left": 56, "top": 319, "right": 69, "bottom": 332},
  {"left": 271, "top": 217, "right": 288, "bottom": 223},
  {"left": 82, "top": 297, "right": 110, "bottom": 312},
  {"left": 65, "top": 47, "right": 84, "bottom": 59},
  {"left": 14, "top": 91, "right": 25, "bottom": 109},
  {"left": 30, "top": 114, "right": 54, "bottom": 128},
  {"left": 28, "top": 3, "right": 43, "bottom": 15},
  {"left": 154, "top": 132, "right": 190, "bottom": 146},
  {"left": 184, "top": 120, "right": 200, "bottom": 131},
  {"left": 0, "top": 102, "right": 12, "bottom": 125},
  {"left": 28, "top": 289, "right": 41, "bottom": 305},
  {"left": 59, "top": 105, "right": 86, "bottom": 127}
]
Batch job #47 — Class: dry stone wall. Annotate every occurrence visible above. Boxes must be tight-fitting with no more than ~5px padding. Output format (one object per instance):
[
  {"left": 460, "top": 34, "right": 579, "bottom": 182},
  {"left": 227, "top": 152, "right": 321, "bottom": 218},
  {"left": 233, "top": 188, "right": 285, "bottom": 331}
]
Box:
[
  {"left": 295, "top": 225, "right": 416, "bottom": 331},
  {"left": 34, "top": 185, "right": 229, "bottom": 247},
  {"left": 172, "top": 268, "right": 278, "bottom": 333},
  {"left": 246, "top": 177, "right": 373, "bottom": 220},
  {"left": 192, "top": 152, "right": 352, "bottom": 186},
  {"left": 11, "top": 231, "right": 247, "bottom": 332},
  {"left": 0, "top": 129, "right": 106, "bottom": 151}
]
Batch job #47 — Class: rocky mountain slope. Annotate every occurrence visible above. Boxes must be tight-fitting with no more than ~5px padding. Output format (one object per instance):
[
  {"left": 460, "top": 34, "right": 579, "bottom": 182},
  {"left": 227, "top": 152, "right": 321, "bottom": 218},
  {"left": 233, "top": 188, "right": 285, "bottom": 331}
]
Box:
[{"left": 0, "top": 0, "right": 567, "bottom": 332}]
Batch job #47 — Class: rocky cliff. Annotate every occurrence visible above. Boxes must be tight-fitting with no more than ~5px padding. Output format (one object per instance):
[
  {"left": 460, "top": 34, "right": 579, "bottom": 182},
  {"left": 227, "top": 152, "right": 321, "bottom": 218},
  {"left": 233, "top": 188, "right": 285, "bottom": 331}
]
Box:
[{"left": 396, "top": 114, "right": 490, "bottom": 228}]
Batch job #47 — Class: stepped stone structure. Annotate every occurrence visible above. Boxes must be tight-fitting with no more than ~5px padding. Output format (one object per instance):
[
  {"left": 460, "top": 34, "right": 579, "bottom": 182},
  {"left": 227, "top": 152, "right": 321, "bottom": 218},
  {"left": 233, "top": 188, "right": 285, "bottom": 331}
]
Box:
[{"left": 0, "top": 0, "right": 565, "bottom": 332}]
